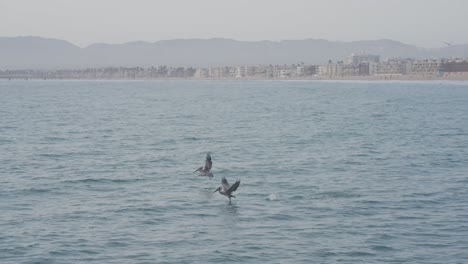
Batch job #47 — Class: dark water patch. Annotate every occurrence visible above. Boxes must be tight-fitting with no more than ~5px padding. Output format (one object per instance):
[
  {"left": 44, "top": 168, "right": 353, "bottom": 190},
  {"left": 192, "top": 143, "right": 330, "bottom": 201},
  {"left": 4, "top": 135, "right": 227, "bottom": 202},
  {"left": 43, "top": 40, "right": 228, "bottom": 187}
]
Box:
[
  {"left": 343, "top": 160, "right": 365, "bottom": 166},
  {"left": 182, "top": 136, "right": 208, "bottom": 141},
  {"left": 403, "top": 191, "right": 442, "bottom": 197},
  {"left": 401, "top": 198, "right": 442, "bottom": 206},
  {"left": 105, "top": 241, "right": 129, "bottom": 248},
  {"left": 350, "top": 153, "right": 370, "bottom": 158},
  {"left": 263, "top": 213, "right": 298, "bottom": 221},
  {"left": 376, "top": 234, "right": 397, "bottom": 241},
  {"left": 0, "top": 125, "right": 17, "bottom": 129},
  {"left": 317, "top": 191, "right": 362, "bottom": 199},
  {"left": 345, "top": 251, "right": 376, "bottom": 257},
  {"left": 24, "top": 187, "right": 51, "bottom": 194},
  {"left": 184, "top": 212, "right": 217, "bottom": 219},
  {"left": 157, "top": 138, "right": 177, "bottom": 145},
  {"left": 356, "top": 200, "right": 383, "bottom": 205},
  {"left": 316, "top": 250, "right": 338, "bottom": 258},
  {"left": 62, "top": 177, "right": 146, "bottom": 185},
  {"left": 331, "top": 166, "right": 347, "bottom": 172},
  {"left": 114, "top": 206, "right": 167, "bottom": 215},
  {"left": 370, "top": 113, "right": 386, "bottom": 118},
  {"left": 42, "top": 136, "right": 68, "bottom": 142},
  {"left": 0, "top": 138, "right": 15, "bottom": 144},
  {"left": 6, "top": 187, "right": 60, "bottom": 197},
  {"left": 22, "top": 258, "right": 58, "bottom": 264},
  {"left": 414, "top": 242, "right": 451, "bottom": 249},
  {"left": 78, "top": 249, "right": 99, "bottom": 255},
  {"left": 48, "top": 250, "right": 72, "bottom": 256},
  {"left": 36, "top": 153, "right": 64, "bottom": 159},
  {"left": 371, "top": 245, "right": 396, "bottom": 252},
  {"left": 290, "top": 195, "right": 304, "bottom": 200},
  {"left": 394, "top": 215, "right": 427, "bottom": 220}
]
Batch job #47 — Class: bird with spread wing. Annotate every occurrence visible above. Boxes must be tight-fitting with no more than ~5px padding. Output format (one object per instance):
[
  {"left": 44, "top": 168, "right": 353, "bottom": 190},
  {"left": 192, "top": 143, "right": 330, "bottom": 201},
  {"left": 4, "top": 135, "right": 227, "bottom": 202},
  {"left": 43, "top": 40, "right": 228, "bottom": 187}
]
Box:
[{"left": 194, "top": 153, "right": 213, "bottom": 179}]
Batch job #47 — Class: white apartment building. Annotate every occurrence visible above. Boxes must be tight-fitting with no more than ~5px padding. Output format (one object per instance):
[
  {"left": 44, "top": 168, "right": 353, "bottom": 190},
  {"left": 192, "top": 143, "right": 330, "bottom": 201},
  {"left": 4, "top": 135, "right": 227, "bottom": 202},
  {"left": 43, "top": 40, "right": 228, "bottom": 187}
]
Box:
[
  {"left": 236, "top": 66, "right": 246, "bottom": 78},
  {"left": 410, "top": 59, "right": 446, "bottom": 76}
]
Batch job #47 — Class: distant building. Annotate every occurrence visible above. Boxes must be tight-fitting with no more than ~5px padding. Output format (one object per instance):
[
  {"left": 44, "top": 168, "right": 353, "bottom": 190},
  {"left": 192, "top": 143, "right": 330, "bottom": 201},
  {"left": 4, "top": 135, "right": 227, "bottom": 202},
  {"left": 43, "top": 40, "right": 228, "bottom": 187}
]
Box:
[
  {"left": 442, "top": 60, "right": 468, "bottom": 72},
  {"left": 318, "top": 63, "right": 341, "bottom": 77},
  {"left": 296, "top": 66, "right": 304, "bottom": 76},
  {"left": 340, "top": 63, "right": 360, "bottom": 76},
  {"left": 358, "top": 62, "right": 372, "bottom": 75},
  {"left": 266, "top": 66, "right": 274, "bottom": 78},
  {"left": 236, "top": 66, "right": 246, "bottom": 78},
  {"left": 195, "top": 68, "right": 209, "bottom": 78},
  {"left": 304, "top": 65, "right": 317, "bottom": 76},
  {"left": 375, "top": 60, "right": 406, "bottom": 75},
  {"left": 442, "top": 60, "right": 468, "bottom": 77},
  {"left": 348, "top": 54, "right": 380, "bottom": 64},
  {"left": 410, "top": 59, "right": 446, "bottom": 76},
  {"left": 208, "top": 67, "right": 225, "bottom": 78},
  {"left": 279, "top": 69, "right": 294, "bottom": 78}
]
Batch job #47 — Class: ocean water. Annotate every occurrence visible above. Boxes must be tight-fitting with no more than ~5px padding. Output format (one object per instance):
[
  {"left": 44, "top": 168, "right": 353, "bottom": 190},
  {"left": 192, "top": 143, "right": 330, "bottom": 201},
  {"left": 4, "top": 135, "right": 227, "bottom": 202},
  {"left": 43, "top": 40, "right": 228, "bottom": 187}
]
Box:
[{"left": 1, "top": 80, "right": 468, "bottom": 264}]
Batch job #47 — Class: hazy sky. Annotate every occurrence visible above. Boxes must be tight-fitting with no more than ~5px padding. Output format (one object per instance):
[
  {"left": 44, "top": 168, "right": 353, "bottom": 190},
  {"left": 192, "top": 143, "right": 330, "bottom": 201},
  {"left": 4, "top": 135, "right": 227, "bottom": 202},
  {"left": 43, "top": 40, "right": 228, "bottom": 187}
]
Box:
[{"left": 1, "top": 0, "right": 467, "bottom": 48}]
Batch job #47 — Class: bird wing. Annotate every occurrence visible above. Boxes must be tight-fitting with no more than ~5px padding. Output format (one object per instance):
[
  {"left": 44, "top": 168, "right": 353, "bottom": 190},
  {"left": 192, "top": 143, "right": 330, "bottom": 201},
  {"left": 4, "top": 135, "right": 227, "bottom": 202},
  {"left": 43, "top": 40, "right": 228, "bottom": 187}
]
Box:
[
  {"left": 228, "top": 179, "right": 240, "bottom": 193},
  {"left": 204, "top": 153, "right": 212, "bottom": 171},
  {"left": 204, "top": 159, "right": 212, "bottom": 171},
  {"left": 221, "top": 177, "right": 230, "bottom": 191}
]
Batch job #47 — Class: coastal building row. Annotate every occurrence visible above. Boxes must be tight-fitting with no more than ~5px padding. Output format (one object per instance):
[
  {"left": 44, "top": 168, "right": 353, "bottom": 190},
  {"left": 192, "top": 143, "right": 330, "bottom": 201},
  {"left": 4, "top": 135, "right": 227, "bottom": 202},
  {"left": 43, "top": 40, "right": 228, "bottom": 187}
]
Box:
[
  {"left": 1, "top": 56, "right": 468, "bottom": 79},
  {"left": 194, "top": 64, "right": 317, "bottom": 79},
  {"left": 317, "top": 55, "right": 468, "bottom": 77}
]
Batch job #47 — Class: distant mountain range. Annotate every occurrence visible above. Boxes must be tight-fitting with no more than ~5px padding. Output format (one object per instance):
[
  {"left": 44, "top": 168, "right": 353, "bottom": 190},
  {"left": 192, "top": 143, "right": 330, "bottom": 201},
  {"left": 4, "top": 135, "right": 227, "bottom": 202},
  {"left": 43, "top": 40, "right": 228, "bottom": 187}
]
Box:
[{"left": 1, "top": 36, "right": 468, "bottom": 69}]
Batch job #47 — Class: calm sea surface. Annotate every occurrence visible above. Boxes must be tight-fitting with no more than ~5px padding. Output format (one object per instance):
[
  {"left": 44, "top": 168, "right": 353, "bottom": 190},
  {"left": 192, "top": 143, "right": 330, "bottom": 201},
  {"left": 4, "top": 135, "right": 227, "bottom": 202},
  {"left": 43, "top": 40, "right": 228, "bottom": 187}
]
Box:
[{"left": 1, "top": 80, "right": 468, "bottom": 263}]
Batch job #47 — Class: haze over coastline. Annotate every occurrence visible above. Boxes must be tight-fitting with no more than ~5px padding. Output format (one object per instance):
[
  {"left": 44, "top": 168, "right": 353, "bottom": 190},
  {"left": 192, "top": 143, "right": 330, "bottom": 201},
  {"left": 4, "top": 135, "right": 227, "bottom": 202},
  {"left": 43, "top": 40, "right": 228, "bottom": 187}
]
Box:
[
  {"left": 2, "top": 0, "right": 468, "bottom": 48},
  {"left": 2, "top": 0, "right": 468, "bottom": 69},
  {"left": 1, "top": 36, "right": 468, "bottom": 69}
]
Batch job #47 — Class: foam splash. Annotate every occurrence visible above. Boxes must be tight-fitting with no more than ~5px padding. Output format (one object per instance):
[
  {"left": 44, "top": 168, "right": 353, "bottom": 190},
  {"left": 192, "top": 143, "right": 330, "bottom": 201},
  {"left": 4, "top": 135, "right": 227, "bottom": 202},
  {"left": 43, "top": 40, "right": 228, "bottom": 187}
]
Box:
[{"left": 266, "top": 193, "right": 278, "bottom": 201}]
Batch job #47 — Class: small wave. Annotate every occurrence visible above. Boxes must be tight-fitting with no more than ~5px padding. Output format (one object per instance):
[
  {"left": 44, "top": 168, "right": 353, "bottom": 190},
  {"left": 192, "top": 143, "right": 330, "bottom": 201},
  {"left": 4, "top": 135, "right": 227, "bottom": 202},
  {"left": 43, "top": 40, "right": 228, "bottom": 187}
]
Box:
[
  {"left": 291, "top": 195, "right": 304, "bottom": 200},
  {"left": 265, "top": 213, "right": 295, "bottom": 221},
  {"left": 265, "top": 193, "right": 278, "bottom": 201},
  {"left": 346, "top": 251, "right": 375, "bottom": 257}
]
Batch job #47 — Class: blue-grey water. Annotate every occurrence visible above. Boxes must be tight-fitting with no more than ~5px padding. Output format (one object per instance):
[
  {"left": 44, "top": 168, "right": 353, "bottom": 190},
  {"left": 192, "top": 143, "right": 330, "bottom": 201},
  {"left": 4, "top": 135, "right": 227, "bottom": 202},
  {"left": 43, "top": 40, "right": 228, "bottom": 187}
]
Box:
[{"left": 1, "top": 80, "right": 468, "bottom": 263}]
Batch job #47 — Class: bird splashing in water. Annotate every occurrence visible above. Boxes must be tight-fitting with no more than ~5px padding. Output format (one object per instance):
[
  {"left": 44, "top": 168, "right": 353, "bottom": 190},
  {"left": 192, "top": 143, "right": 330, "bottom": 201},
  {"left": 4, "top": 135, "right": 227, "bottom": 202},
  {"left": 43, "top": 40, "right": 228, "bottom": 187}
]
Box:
[{"left": 214, "top": 176, "right": 240, "bottom": 203}]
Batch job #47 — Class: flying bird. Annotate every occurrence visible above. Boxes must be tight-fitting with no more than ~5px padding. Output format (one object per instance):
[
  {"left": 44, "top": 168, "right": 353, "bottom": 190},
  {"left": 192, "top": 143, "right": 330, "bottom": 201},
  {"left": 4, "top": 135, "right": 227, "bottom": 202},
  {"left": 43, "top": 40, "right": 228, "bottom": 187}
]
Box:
[
  {"left": 214, "top": 177, "right": 240, "bottom": 203},
  {"left": 194, "top": 153, "right": 213, "bottom": 179}
]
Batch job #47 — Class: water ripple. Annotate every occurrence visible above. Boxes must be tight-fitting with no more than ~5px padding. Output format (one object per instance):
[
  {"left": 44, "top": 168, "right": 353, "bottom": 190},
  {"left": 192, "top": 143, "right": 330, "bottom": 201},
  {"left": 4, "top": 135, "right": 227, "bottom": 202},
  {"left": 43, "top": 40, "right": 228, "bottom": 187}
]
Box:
[{"left": 1, "top": 80, "right": 468, "bottom": 263}]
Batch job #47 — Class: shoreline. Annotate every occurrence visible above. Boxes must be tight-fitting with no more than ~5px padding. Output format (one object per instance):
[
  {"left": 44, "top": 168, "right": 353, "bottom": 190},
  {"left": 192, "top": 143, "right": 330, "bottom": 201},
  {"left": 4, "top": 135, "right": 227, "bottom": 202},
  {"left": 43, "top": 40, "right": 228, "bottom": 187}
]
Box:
[{"left": 1, "top": 76, "right": 468, "bottom": 82}]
